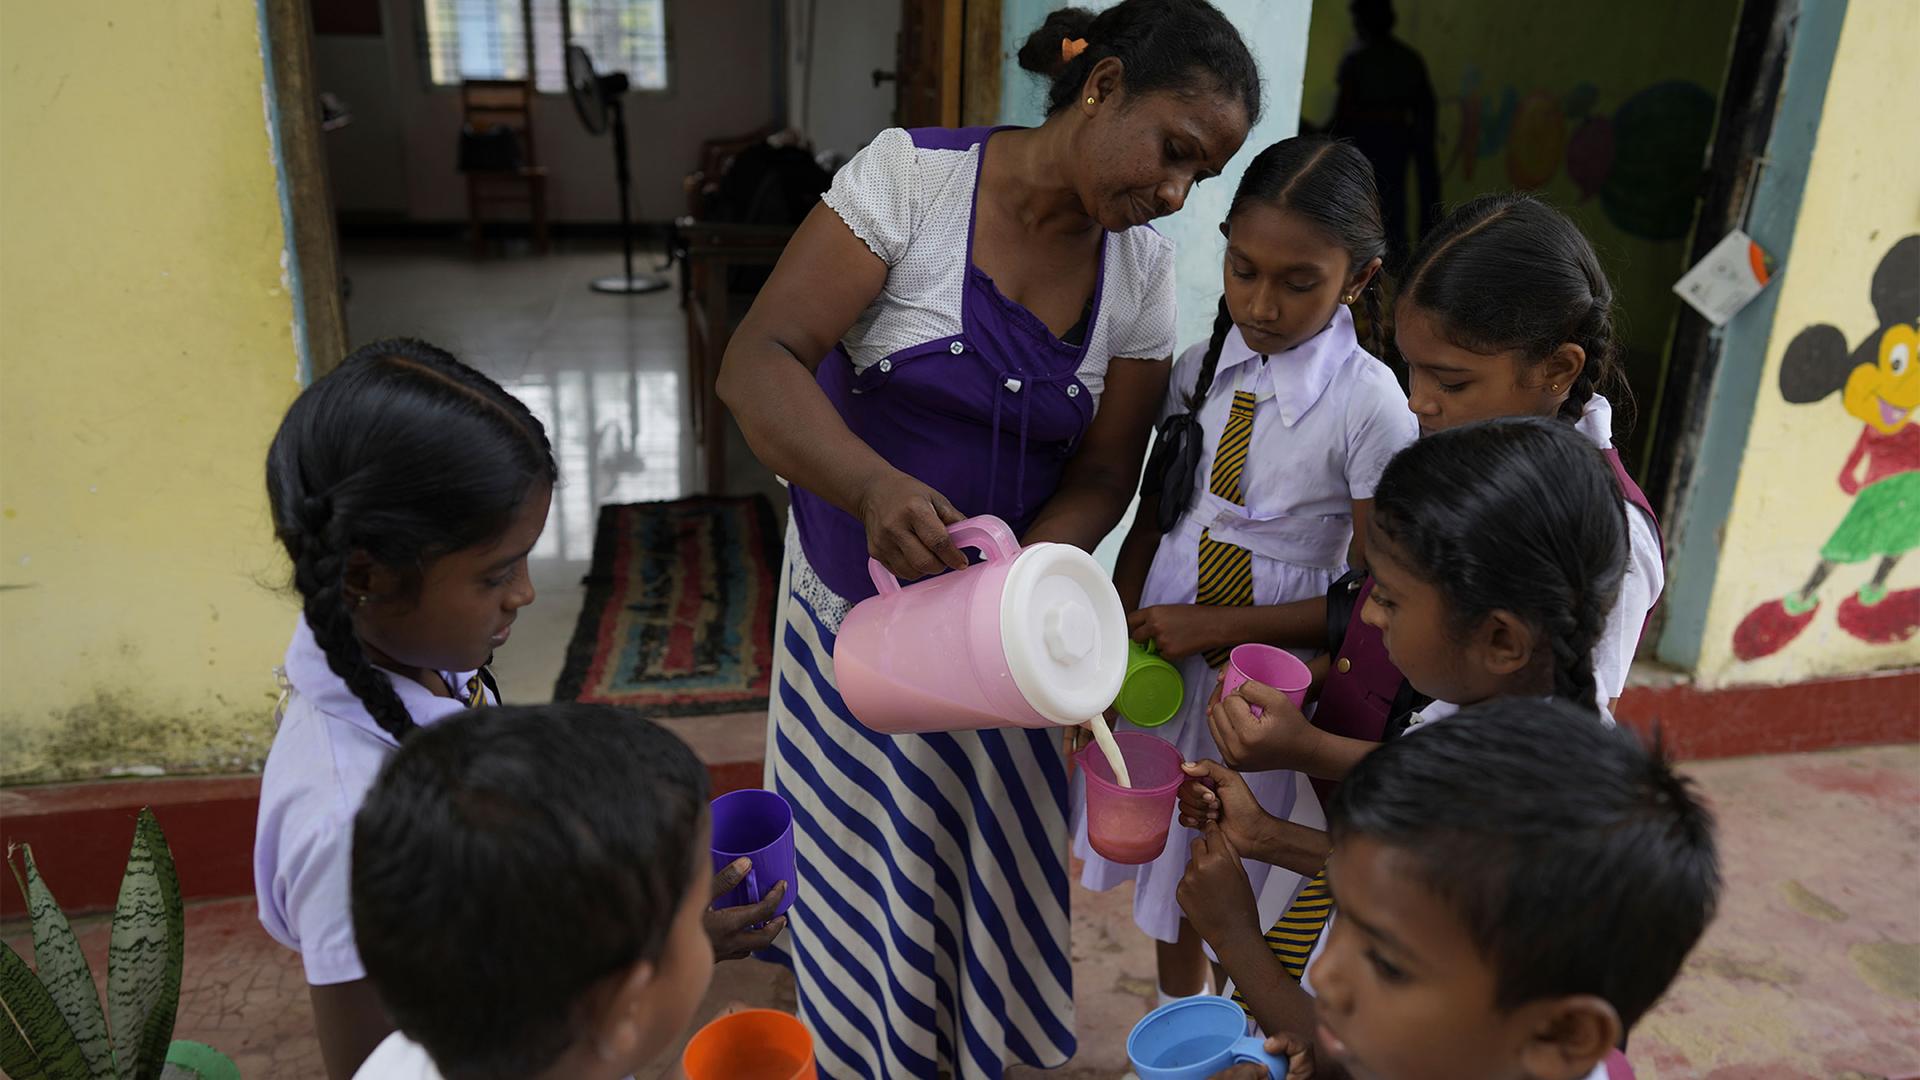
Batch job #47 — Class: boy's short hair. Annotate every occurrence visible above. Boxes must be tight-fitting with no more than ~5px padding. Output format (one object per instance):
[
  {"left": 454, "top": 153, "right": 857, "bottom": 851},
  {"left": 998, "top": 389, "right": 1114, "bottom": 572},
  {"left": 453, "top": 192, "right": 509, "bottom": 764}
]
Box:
[
  {"left": 352, "top": 704, "right": 710, "bottom": 1079},
  {"left": 1328, "top": 699, "right": 1720, "bottom": 1028}
]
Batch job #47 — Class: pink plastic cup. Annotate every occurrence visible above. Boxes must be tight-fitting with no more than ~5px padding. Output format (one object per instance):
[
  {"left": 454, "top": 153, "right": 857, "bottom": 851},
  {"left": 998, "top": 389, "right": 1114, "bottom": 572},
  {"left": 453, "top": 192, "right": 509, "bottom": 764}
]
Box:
[
  {"left": 1221, "top": 644, "right": 1312, "bottom": 715},
  {"left": 1079, "top": 732, "right": 1186, "bottom": 865}
]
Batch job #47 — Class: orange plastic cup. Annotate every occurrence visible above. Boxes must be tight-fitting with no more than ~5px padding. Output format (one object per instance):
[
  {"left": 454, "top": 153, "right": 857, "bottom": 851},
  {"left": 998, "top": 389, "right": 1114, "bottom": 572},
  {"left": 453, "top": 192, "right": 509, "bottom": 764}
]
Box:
[{"left": 682, "top": 1009, "right": 817, "bottom": 1080}]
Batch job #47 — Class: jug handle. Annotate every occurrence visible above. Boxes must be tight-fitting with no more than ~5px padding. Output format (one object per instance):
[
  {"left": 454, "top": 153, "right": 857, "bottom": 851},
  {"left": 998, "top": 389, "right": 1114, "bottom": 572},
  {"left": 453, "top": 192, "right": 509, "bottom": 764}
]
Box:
[
  {"left": 1227, "top": 1035, "right": 1293, "bottom": 1078},
  {"left": 868, "top": 515, "right": 1022, "bottom": 595}
]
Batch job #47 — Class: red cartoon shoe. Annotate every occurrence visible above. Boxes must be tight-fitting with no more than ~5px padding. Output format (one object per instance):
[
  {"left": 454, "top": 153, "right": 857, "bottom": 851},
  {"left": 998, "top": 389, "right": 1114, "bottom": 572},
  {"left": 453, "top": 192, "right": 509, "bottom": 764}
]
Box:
[
  {"left": 1836, "top": 584, "right": 1920, "bottom": 646},
  {"left": 1733, "top": 593, "right": 1820, "bottom": 661}
]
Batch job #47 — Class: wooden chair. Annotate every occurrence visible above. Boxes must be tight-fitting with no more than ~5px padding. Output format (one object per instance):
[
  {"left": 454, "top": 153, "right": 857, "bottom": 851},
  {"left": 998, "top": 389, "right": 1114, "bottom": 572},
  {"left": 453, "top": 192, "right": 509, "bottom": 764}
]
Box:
[{"left": 460, "top": 79, "right": 550, "bottom": 257}]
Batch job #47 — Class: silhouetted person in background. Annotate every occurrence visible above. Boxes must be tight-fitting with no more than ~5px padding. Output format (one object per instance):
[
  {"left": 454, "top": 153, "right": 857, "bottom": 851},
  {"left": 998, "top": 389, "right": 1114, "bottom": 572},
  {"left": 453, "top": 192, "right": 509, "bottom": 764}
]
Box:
[{"left": 1319, "top": 0, "right": 1439, "bottom": 269}]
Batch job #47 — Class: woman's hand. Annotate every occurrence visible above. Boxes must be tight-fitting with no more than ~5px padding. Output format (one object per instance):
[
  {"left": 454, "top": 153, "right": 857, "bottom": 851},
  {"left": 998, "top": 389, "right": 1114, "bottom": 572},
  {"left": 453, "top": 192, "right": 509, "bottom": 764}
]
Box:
[
  {"left": 857, "top": 469, "right": 968, "bottom": 582},
  {"left": 704, "top": 857, "right": 789, "bottom": 961},
  {"left": 1176, "top": 825, "right": 1260, "bottom": 950},
  {"left": 1177, "top": 760, "right": 1276, "bottom": 857},
  {"left": 1207, "top": 680, "right": 1323, "bottom": 774},
  {"left": 1128, "top": 604, "right": 1221, "bottom": 662},
  {"left": 1061, "top": 710, "right": 1120, "bottom": 759}
]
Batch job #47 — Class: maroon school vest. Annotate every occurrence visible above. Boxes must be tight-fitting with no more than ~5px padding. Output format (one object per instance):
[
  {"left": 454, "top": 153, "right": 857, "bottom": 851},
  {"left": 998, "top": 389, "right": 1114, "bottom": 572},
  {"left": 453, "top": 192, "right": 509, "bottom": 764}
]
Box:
[{"left": 1308, "top": 446, "right": 1663, "bottom": 806}]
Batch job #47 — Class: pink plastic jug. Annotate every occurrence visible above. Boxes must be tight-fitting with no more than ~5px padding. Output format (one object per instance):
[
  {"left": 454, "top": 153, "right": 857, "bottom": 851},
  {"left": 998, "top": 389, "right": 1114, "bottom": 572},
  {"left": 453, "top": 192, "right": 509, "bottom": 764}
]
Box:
[{"left": 835, "top": 515, "right": 1129, "bottom": 733}]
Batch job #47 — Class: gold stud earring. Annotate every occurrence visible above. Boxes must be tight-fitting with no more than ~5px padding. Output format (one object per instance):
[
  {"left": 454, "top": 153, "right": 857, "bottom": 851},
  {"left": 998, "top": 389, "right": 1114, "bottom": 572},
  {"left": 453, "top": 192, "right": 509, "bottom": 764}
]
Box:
[
  {"left": 1086, "top": 96, "right": 1096, "bottom": 105},
  {"left": 1549, "top": 384, "right": 1561, "bottom": 393},
  {"left": 1342, "top": 294, "right": 1355, "bottom": 304}
]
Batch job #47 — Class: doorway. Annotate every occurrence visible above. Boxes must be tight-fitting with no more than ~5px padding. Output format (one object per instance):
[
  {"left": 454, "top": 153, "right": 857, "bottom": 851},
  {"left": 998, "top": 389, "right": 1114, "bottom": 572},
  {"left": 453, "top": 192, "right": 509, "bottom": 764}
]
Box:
[{"left": 1297, "top": 0, "right": 1749, "bottom": 483}]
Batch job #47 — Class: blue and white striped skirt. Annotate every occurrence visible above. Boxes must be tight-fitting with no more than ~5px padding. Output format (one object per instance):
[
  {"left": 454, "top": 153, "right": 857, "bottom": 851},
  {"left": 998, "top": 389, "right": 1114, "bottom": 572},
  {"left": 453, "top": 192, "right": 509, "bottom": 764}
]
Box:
[{"left": 760, "top": 540, "right": 1076, "bottom": 1078}]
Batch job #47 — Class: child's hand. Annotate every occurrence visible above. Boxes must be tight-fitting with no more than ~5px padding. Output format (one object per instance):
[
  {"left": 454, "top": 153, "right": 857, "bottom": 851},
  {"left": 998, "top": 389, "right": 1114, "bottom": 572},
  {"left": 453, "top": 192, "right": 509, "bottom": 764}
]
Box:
[
  {"left": 705, "top": 857, "right": 789, "bottom": 961},
  {"left": 1207, "top": 1031, "right": 1313, "bottom": 1080},
  {"left": 1178, "top": 760, "right": 1275, "bottom": 858},
  {"left": 1128, "top": 604, "right": 1216, "bottom": 662},
  {"left": 1177, "top": 764, "right": 1224, "bottom": 830},
  {"left": 1202, "top": 1032, "right": 1314, "bottom": 1080},
  {"left": 1176, "top": 825, "right": 1260, "bottom": 948},
  {"left": 1207, "top": 680, "right": 1321, "bottom": 773}
]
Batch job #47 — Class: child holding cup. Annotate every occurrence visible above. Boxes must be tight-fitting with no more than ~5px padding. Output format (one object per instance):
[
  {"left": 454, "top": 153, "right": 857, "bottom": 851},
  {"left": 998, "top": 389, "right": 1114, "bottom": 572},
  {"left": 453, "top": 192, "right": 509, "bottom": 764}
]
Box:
[{"left": 1072, "top": 136, "right": 1417, "bottom": 1006}]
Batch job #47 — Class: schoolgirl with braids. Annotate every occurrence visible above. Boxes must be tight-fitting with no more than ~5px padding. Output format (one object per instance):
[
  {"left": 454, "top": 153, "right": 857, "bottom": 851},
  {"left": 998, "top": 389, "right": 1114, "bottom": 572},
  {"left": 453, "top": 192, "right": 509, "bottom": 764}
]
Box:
[
  {"left": 1074, "top": 135, "right": 1417, "bottom": 1005},
  {"left": 252, "top": 338, "right": 555, "bottom": 1079},
  {"left": 1176, "top": 418, "right": 1631, "bottom": 1047},
  {"left": 1393, "top": 192, "right": 1662, "bottom": 711}
]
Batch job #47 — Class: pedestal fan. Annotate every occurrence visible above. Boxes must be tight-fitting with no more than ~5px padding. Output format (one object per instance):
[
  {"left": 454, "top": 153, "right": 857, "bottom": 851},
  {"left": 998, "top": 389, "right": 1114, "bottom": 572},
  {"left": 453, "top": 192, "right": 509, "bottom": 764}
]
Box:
[{"left": 566, "top": 43, "right": 668, "bottom": 294}]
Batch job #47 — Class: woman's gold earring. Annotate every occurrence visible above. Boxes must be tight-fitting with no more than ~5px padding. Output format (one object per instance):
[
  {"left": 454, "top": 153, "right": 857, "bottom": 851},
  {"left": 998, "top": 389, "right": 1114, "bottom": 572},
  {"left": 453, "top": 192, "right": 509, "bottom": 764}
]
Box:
[
  {"left": 1342, "top": 294, "right": 1355, "bottom": 304},
  {"left": 1086, "top": 96, "right": 1096, "bottom": 105},
  {"left": 1550, "top": 384, "right": 1561, "bottom": 393}
]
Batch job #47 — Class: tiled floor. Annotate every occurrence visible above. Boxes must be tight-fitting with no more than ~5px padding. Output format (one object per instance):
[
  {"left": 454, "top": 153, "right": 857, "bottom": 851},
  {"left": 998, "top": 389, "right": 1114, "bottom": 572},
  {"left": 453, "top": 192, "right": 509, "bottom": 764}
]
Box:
[{"left": 12, "top": 744, "right": 1915, "bottom": 1078}]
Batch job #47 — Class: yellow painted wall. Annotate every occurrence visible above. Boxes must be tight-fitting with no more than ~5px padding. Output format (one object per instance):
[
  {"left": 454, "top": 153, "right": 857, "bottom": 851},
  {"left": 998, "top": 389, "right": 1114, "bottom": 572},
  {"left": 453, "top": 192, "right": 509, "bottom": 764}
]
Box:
[
  {"left": 1693, "top": 0, "right": 1920, "bottom": 688},
  {"left": 0, "top": 1, "right": 303, "bottom": 781}
]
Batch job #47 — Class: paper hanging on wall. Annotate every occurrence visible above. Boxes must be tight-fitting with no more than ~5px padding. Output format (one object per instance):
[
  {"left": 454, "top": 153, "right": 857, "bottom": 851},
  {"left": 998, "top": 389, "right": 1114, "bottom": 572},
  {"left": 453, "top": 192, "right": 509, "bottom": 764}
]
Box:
[{"left": 1673, "top": 230, "right": 1775, "bottom": 326}]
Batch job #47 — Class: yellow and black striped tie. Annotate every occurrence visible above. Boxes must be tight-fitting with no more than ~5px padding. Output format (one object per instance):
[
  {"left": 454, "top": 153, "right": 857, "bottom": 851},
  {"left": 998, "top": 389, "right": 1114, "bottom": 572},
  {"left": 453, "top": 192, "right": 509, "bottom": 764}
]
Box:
[
  {"left": 461, "top": 673, "right": 488, "bottom": 708},
  {"left": 1233, "top": 867, "right": 1333, "bottom": 1015},
  {"left": 1196, "top": 390, "right": 1258, "bottom": 668}
]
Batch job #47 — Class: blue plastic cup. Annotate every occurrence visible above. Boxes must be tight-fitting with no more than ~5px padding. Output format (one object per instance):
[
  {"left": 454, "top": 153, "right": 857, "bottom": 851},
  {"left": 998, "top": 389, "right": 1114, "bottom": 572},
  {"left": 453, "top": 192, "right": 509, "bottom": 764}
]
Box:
[{"left": 1127, "top": 996, "right": 1289, "bottom": 1080}]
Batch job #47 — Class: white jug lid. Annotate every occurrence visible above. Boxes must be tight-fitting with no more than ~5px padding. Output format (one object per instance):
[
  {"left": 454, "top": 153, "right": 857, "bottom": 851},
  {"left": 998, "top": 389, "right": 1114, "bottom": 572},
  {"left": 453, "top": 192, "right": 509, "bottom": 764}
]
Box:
[{"left": 999, "top": 542, "right": 1129, "bottom": 726}]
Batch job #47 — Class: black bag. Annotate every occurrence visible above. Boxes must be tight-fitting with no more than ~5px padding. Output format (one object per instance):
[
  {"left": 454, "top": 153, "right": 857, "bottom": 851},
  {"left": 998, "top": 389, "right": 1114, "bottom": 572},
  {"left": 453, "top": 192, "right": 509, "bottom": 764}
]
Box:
[
  {"left": 711, "top": 143, "right": 830, "bottom": 225},
  {"left": 458, "top": 124, "right": 524, "bottom": 173},
  {"left": 707, "top": 143, "right": 830, "bottom": 293},
  {"left": 1139, "top": 342, "right": 1226, "bottom": 532}
]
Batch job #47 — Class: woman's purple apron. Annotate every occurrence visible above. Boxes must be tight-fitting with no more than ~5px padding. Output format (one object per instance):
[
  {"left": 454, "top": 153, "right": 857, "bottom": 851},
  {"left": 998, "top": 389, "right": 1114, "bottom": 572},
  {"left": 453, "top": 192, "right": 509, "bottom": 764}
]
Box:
[{"left": 789, "top": 126, "right": 1102, "bottom": 602}]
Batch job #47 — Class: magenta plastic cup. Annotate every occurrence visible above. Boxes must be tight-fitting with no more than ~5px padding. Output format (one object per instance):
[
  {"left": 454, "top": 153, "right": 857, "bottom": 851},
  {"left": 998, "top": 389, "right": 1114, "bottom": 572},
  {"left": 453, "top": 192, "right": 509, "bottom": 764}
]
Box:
[
  {"left": 1221, "top": 644, "right": 1311, "bottom": 715},
  {"left": 1079, "top": 732, "right": 1186, "bottom": 865}
]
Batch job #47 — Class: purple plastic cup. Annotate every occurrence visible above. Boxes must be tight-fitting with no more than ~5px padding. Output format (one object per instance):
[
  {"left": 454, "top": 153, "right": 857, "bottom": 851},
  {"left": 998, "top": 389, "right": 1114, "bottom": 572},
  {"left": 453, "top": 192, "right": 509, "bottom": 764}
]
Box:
[
  {"left": 710, "top": 788, "right": 796, "bottom": 918},
  {"left": 1221, "top": 644, "right": 1312, "bottom": 716}
]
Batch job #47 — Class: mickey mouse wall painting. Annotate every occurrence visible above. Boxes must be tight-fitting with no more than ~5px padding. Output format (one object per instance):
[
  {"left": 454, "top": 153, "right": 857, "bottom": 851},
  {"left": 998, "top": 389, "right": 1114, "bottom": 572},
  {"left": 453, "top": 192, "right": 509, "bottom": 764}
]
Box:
[{"left": 1735, "top": 234, "right": 1920, "bottom": 661}]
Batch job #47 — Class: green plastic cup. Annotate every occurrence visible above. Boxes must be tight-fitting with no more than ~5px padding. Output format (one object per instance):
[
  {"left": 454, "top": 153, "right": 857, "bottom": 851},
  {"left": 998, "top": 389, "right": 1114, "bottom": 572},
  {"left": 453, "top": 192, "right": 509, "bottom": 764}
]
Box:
[{"left": 1113, "top": 639, "right": 1184, "bottom": 728}]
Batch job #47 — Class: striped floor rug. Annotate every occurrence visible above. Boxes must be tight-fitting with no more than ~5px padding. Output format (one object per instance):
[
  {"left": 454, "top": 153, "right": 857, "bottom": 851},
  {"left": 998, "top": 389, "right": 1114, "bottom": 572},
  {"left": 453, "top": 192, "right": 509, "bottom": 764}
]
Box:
[{"left": 553, "top": 495, "right": 780, "bottom": 716}]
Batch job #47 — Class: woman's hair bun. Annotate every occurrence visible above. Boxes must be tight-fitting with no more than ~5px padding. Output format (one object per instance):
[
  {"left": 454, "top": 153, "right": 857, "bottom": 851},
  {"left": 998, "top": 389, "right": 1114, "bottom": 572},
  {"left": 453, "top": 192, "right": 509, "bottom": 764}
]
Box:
[{"left": 1017, "top": 7, "right": 1096, "bottom": 77}]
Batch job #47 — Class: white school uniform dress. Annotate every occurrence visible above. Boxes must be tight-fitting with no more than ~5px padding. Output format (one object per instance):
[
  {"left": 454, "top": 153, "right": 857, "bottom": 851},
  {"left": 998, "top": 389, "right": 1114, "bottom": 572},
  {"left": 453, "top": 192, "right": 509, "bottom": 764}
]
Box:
[
  {"left": 354, "top": 1032, "right": 443, "bottom": 1080},
  {"left": 1072, "top": 307, "right": 1417, "bottom": 945},
  {"left": 253, "top": 617, "right": 494, "bottom": 986},
  {"left": 1577, "top": 395, "right": 1665, "bottom": 708}
]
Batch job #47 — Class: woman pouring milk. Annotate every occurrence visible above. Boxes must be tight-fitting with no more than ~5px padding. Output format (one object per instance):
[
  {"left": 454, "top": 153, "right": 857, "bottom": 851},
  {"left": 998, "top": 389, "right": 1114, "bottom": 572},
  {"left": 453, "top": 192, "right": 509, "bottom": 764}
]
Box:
[{"left": 716, "top": 3, "right": 1259, "bottom": 1075}]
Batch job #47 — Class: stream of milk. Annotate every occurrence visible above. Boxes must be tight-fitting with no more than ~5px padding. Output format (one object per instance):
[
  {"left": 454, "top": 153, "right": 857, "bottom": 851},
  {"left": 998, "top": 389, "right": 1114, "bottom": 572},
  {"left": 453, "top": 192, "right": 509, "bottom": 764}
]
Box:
[{"left": 1084, "top": 713, "right": 1132, "bottom": 788}]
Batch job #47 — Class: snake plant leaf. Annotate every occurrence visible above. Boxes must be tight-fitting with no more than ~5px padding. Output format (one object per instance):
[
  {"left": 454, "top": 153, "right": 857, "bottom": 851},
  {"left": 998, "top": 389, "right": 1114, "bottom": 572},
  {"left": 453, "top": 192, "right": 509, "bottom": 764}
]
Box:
[
  {"left": 11, "top": 845, "right": 117, "bottom": 1080},
  {"left": 158, "top": 1040, "right": 240, "bottom": 1080},
  {"left": 1, "top": 938, "right": 89, "bottom": 1080},
  {"left": 106, "top": 810, "right": 183, "bottom": 1080}
]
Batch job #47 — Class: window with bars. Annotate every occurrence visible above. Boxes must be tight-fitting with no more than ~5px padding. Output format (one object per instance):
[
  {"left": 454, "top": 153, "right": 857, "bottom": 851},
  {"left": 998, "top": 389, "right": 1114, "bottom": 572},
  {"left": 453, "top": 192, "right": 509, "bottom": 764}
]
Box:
[{"left": 421, "top": 0, "right": 669, "bottom": 93}]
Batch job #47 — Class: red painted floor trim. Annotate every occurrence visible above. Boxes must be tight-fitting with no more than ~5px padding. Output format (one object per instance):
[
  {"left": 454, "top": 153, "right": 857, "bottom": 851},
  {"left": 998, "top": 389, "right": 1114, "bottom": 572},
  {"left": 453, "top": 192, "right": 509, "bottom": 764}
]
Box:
[
  {"left": 1, "top": 776, "right": 260, "bottom": 923},
  {"left": 1, "top": 760, "right": 766, "bottom": 920},
  {"left": 7, "top": 669, "right": 1912, "bottom": 918},
  {"left": 1615, "top": 668, "right": 1919, "bottom": 760}
]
